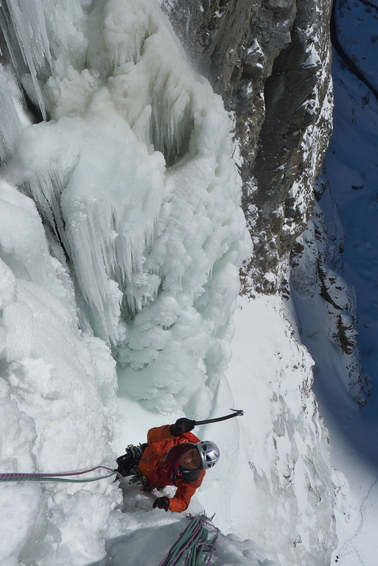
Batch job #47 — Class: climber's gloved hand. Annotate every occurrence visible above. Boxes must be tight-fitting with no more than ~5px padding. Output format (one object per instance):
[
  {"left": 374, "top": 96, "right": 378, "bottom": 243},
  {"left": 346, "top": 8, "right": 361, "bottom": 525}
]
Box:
[
  {"left": 170, "top": 417, "right": 195, "bottom": 436},
  {"left": 153, "top": 496, "right": 170, "bottom": 512}
]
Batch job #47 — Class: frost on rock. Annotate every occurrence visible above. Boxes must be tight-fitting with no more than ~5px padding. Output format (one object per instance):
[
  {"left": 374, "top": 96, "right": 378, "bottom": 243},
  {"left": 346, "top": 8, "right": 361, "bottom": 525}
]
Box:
[
  {"left": 290, "top": 178, "right": 371, "bottom": 405},
  {"left": 1, "top": 0, "right": 251, "bottom": 414}
]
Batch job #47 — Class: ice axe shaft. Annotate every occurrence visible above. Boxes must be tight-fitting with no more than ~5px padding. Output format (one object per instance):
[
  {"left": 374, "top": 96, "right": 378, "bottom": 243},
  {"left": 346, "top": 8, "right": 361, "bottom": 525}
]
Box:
[{"left": 193, "top": 408, "right": 244, "bottom": 426}]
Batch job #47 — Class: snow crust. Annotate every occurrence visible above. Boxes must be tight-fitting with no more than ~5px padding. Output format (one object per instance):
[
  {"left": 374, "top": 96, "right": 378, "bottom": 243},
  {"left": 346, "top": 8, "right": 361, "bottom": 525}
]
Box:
[
  {"left": 226, "top": 295, "right": 336, "bottom": 565},
  {"left": 0, "top": 257, "right": 119, "bottom": 565}
]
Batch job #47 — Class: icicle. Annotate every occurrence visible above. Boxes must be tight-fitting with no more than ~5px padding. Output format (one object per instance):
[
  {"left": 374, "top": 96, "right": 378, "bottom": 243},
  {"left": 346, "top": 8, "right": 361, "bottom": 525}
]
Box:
[
  {"left": 0, "top": 64, "right": 24, "bottom": 164},
  {"left": 1, "top": 0, "right": 251, "bottom": 391},
  {"left": 0, "top": 0, "right": 51, "bottom": 120}
]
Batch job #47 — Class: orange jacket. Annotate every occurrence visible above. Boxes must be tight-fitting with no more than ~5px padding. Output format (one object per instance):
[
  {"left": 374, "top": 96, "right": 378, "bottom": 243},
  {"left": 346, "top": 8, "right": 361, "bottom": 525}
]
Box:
[{"left": 138, "top": 424, "right": 206, "bottom": 512}]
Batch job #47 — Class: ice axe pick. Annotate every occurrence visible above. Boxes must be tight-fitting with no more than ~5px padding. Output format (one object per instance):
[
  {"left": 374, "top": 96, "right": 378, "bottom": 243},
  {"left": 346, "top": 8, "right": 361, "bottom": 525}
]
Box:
[{"left": 193, "top": 408, "right": 244, "bottom": 426}]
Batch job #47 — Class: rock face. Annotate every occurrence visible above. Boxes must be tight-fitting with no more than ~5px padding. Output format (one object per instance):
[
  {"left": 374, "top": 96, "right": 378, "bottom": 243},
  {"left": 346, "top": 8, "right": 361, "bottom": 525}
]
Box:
[{"left": 160, "top": 0, "right": 333, "bottom": 292}]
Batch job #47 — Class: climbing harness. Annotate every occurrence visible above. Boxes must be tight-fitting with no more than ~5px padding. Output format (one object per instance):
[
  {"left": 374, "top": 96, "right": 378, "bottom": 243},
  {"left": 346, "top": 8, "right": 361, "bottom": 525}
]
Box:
[
  {"left": 116, "top": 443, "right": 146, "bottom": 476},
  {"left": 115, "top": 443, "right": 152, "bottom": 490},
  {"left": 158, "top": 514, "right": 219, "bottom": 566},
  {"left": 193, "top": 408, "right": 244, "bottom": 426}
]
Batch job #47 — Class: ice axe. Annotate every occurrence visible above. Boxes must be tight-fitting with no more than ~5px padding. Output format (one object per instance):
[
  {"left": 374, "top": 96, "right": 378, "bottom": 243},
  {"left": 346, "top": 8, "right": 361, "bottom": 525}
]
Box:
[{"left": 193, "top": 408, "right": 244, "bottom": 426}]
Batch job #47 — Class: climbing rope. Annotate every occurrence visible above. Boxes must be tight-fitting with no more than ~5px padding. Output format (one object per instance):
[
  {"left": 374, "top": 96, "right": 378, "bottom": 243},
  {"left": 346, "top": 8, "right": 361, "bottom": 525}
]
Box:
[
  {"left": 2, "top": 469, "right": 220, "bottom": 564},
  {"left": 0, "top": 465, "right": 120, "bottom": 484},
  {"left": 158, "top": 514, "right": 219, "bottom": 566}
]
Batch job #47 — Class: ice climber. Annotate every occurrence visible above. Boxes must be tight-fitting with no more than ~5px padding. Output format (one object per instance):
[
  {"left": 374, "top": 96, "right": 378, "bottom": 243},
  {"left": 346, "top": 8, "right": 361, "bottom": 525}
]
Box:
[{"left": 115, "top": 418, "right": 220, "bottom": 512}]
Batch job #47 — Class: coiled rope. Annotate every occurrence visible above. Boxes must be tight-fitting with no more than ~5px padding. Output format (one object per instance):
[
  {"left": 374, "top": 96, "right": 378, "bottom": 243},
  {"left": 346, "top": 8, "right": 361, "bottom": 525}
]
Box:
[{"left": 158, "top": 514, "right": 219, "bottom": 566}]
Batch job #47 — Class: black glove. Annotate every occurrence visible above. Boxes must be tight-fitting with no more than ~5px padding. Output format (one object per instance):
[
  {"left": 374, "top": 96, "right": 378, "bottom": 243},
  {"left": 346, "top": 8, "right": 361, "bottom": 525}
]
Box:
[
  {"left": 153, "top": 496, "right": 170, "bottom": 511},
  {"left": 170, "top": 417, "right": 195, "bottom": 436}
]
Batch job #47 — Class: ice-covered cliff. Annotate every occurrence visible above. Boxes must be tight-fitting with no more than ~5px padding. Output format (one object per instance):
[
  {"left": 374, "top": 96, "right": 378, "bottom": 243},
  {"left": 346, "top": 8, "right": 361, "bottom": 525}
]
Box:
[
  {"left": 159, "top": 0, "right": 334, "bottom": 292},
  {"left": 0, "top": 1, "right": 342, "bottom": 565}
]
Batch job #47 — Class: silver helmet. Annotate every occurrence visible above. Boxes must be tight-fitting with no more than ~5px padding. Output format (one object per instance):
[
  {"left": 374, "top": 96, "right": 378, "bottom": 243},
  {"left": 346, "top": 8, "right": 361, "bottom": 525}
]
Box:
[{"left": 197, "top": 441, "right": 220, "bottom": 469}]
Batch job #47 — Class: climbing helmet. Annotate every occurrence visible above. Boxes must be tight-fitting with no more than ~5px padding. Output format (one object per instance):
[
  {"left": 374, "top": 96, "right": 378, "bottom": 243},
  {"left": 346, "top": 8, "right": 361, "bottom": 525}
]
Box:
[{"left": 196, "top": 440, "right": 220, "bottom": 469}]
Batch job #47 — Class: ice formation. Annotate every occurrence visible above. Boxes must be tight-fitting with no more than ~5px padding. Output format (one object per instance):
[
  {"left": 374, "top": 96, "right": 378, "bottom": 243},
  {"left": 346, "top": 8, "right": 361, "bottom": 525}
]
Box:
[
  {"left": 0, "top": 1, "right": 252, "bottom": 564},
  {"left": 2, "top": 0, "right": 251, "bottom": 415}
]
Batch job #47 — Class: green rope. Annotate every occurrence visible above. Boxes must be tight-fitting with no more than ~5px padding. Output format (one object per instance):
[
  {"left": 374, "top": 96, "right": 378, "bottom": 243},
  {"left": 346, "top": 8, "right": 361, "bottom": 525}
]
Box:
[
  {"left": 0, "top": 471, "right": 117, "bottom": 483},
  {"left": 158, "top": 515, "right": 219, "bottom": 566}
]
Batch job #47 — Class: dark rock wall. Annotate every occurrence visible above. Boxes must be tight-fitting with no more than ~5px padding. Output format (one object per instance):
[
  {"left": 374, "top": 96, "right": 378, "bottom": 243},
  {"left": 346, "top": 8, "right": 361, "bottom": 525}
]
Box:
[{"left": 161, "top": 0, "right": 333, "bottom": 292}]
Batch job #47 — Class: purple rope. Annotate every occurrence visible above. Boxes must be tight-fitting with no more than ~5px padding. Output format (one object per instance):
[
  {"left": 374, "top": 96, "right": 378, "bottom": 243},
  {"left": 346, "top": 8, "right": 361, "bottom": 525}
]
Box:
[
  {"left": 0, "top": 467, "right": 149, "bottom": 495},
  {"left": 169, "top": 524, "right": 202, "bottom": 565},
  {"left": 194, "top": 516, "right": 220, "bottom": 566},
  {"left": 157, "top": 514, "right": 219, "bottom": 566},
  {"left": 157, "top": 519, "right": 203, "bottom": 566},
  {"left": 198, "top": 539, "right": 218, "bottom": 566},
  {"left": 0, "top": 465, "right": 116, "bottom": 480}
]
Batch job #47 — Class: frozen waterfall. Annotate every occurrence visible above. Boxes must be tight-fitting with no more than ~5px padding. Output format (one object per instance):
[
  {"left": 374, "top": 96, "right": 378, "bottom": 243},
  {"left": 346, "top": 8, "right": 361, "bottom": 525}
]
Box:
[
  {"left": 0, "top": 1, "right": 253, "bottom": 564},
  {"left": 0, "top": 0, "right": 251, "bottom": 415}
]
